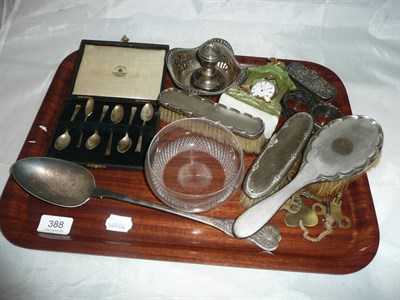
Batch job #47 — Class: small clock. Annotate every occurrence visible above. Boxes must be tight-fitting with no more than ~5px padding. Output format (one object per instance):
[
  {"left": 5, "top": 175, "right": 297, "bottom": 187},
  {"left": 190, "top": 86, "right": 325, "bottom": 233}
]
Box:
[
  {"left": 219, "top": 60, "right": 297, "bottom": 138},
  {"left": 250, "top": 79, "right": 276, "bottom": 101}
]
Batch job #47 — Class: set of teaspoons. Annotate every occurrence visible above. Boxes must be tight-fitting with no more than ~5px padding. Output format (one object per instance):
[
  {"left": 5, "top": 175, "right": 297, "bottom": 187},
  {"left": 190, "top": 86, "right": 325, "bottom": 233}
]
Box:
[{"left": 54, "top": 97, "right": 154, "bottom": 155}]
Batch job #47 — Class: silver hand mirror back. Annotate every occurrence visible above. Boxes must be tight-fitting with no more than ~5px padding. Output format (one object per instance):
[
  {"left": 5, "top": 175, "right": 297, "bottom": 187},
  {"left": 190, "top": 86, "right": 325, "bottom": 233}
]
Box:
[{"left": 233, "top": 115, "right": 383, "bottom": 238}]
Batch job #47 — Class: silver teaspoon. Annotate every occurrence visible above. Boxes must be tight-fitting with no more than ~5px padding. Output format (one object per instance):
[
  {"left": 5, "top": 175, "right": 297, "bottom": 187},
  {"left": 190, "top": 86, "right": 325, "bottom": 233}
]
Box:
[
  {"left": 105, "top": 104, "right": 124, "bottom": 156},
  {"left": 135, "top": 103, "right": 154, "bottom": 152},
  {"left": 11, "top": 157, "right": 281, "bottom": 251},
  {"left": 117, "top": 106, "right": 137, "bottom": 153},
  {"left": 85, "top": 105, "right": 109, "bottom": 150},
  {"left": 77, "top": 97, "right": 95, "bottom": 147},
  {"left": 54, "top": 104, "right": 81, "bottom": 151}
]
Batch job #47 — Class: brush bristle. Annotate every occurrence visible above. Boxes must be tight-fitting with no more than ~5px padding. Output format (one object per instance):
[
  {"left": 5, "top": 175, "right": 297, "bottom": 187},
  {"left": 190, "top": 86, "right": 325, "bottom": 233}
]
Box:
[
  {"left": 306, "top": 177, "right": 359, "bottom": 198},
  {"left": 306, "top": 154, "right": 381, "bottom": 198},
  {"left": 160, "top": 106, "right": 266, "bottom": 154},
  {"left": 239, "top": 191, "right": 258, "bottom": 208}
]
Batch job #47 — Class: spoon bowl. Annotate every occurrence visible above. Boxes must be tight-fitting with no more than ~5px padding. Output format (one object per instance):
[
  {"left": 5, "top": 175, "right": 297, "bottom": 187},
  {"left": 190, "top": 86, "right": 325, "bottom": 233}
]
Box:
[
  {"left": 11, "top": 157, "right": 280, "bottom": 251},
  {"left": 110, "top": 104, "right": 124, "bottom": 123},
  {"left": 85, "top": 105, "right": 109, "bottom": 150},
  {"left": 117, "top": 106, "right": 137, "bottom": 153},
  {"left": 85, "top": 131, "right": 101, "bottom": 151},
  {"left": 135, "top": 103, "right": 154, "bottom": 152},
  {"left": 117, "top": 134, "right": 132, "bottom": 154},
  {"left": 54, "top": 131, "right": 72, "bottom": 151},
  {"left": 54, "top": 104, "right": 81, "bottom": 150}
]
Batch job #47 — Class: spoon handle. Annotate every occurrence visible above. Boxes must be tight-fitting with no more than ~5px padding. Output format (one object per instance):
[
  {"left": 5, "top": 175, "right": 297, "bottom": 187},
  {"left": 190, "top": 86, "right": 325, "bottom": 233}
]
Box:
[
  {"left": 104, "top": 132, "right": 113, "bottom": 156},
  {"left": 92, "top": 187, "right": 281, "bottom": 251},
  {"left": 77, "top": 98, "right": 95, "bottom": 148},
  {"left": 134, "top": 123, "right": 145, "bottom": 152},
  {"left": 128, "top": 106, "right": 137, "bottom": 125},
  {"left": 233, "top": 169, "right": 315, "bottom": 239},
  {"left": 70, "top": 104, "right": 82, "bottom": 121},
  {"left": 99, "top": 105, "right": 109, "bottom": 123},
  {"left": 92, "top": 187, "right": 235, "bottom": 236}
]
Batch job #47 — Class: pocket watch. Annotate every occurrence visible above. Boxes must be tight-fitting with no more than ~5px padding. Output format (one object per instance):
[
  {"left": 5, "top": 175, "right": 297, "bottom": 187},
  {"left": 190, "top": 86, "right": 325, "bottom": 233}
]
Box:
[
  {"left": 241, "top": 59, "right": 296, "bottom": 103},
  {"left": 222, "top": 59, "right": 296, "bottom": 113},
  {"left": 249, "top": 78, "right": 277, "bottom": 102}
]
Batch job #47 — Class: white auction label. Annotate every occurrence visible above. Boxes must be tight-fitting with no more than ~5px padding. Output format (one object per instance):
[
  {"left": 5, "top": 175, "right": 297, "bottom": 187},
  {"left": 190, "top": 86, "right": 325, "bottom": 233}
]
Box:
[
  {"left": 37, "top": 215, "right": 73, "bottom": 235},
  {"left": 105, "top": 214, "right": 133, "bottom": 233}
]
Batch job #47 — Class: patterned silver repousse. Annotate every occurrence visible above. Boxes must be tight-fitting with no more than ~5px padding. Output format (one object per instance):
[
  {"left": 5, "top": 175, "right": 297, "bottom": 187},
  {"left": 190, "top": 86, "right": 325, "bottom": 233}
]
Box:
[
  {"left": 166, "top": 38, "right": 247, "bottom": 96},
  {"left": 286, "top": 62, "right": 337, "bottom": 101}
]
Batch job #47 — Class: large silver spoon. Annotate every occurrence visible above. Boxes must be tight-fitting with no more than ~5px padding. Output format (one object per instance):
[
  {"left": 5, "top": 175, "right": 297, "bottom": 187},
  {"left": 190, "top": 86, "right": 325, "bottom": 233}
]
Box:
[
  {"left": 54, "top": 104, "right": 81, "bottom": 150},
  {"left": 117, "top": 106, "right": 137, "bottom": 153},
  {"left": 233, "top": 115, "right": 383, "bottom": 239},
  {"left": 134, "top": 103, "right": 154, "bottom": 152},
  {"left": 77, "top": 97, "right": 95, "bottom": 147},
  {"left": 85, "top": 105, "right": 109, "bottom": 150},
  {"left": 11, "top": 157, "right": 281, "bottom": 251},
  {"left": 105, "top": 104, "right": 124, "bottom": 156}
]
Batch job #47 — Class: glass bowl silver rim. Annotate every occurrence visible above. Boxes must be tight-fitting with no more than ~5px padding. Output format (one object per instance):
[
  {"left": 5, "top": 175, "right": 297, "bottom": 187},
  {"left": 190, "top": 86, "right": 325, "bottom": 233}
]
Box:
[{"left": 144, "top": 117, "right": 245, "bottom": 204}]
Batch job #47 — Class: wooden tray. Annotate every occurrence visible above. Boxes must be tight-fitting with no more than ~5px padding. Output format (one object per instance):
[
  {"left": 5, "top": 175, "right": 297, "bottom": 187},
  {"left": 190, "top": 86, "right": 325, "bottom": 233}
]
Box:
[{"left": 0, "top": 52, "right": 379, "bottom": 274}]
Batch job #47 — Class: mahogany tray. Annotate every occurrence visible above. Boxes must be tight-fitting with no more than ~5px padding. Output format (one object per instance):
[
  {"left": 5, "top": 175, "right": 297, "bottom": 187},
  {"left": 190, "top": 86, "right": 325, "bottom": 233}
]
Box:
[{"left": 0, "top": 52, "right": 379, "bottom": 274}]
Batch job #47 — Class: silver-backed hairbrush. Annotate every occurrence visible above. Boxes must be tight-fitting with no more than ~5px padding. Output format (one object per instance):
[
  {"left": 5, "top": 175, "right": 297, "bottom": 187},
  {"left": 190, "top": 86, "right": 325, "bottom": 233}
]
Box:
[{"left": 233, "top": 115, "right": 383, "bottom": 239}]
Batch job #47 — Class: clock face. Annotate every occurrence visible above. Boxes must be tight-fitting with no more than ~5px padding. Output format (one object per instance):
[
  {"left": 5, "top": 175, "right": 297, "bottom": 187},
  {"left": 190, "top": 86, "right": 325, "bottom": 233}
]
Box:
[{"left": 250, "top": 79, "right": 276, "bottom": 100}]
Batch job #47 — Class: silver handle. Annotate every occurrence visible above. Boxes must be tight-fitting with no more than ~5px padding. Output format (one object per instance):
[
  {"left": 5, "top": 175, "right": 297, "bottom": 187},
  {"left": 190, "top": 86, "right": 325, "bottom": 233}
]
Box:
[
  {"left": 134, "top": 120, "right": 146, "bottom": 152},
  {"left": 92, "top": 187, "right": 281, "bottom": 251},
  {"left": 233, "top": 170, "right": 310, "bottom": 238},
  {"left": 99, "top": 105, "right": 109, "bottom": 123},
  {"left": 128, "top": 107, "right": 137, "bottom": 125},
  {"left": 92, "top": 187, "right": 234, "bottom": 236},
  {"left": 104, "top": 132, "right": 113, "bottom": 156},
  {"left": 70, "top": 104, "right": 81, "bottom": 121},
  {"left": 134, "top": 134, "right": 143, "bottom": 152}
]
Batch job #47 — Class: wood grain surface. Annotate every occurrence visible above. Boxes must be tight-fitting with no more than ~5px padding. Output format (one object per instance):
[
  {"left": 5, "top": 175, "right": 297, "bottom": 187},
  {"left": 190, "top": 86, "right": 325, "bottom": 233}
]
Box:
[{"left": 0, "top": 52, "right": 379, "bottom": 274}]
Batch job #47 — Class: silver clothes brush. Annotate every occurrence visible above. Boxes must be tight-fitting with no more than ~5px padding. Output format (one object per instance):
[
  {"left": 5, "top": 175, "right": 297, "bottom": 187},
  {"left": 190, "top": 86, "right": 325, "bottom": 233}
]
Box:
[
  {"left": 240, "top": 112, "right": 314, "bottom": 208},
  {"left": 158, "top": 88, "right": 266, "bottom": 153}
]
